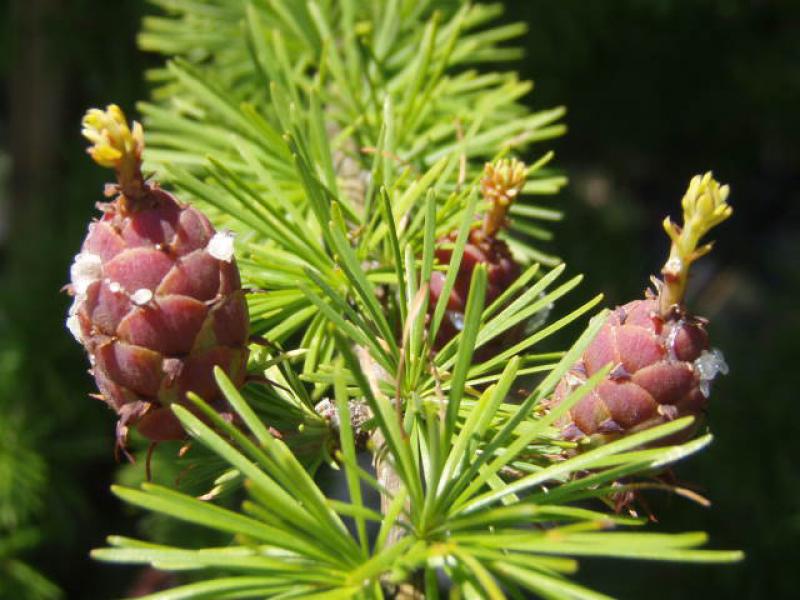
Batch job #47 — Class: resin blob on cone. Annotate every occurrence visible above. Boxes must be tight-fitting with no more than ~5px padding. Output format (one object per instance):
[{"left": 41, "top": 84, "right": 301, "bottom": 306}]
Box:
[
  {"left": 553, "top": 173, "right": 731, "bottom": 442},
  {"left": 66, "top": 105, "right": 249, "bottom": 445}
]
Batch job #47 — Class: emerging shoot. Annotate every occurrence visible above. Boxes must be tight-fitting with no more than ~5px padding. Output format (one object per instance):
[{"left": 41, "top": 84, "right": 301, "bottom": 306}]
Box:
[
  {"left": 82, "top": 104, "right": 147, "bottom": 203},
  {"left": 660, "top": 172, "right": 733, "bottom": 314}
]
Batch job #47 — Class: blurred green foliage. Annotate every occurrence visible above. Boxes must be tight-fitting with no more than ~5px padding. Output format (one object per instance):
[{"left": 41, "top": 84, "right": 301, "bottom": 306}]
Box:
[
  {"left": 0, "top": 0, "right": 797, "bottom": 597},
  {"left": 1, "top": 1, "right": 147, "bottom": 597}
]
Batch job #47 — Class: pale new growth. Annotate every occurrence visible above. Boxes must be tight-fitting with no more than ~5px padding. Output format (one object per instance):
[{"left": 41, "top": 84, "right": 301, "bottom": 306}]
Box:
[
  {"left": 131, "top": 288, "right": 153, "bottom": 306},
  {"left": 70, "top": 252, "right": 102, "bottom": 295},
  {"left": 207, "top": 231, "right": 236, "bottom": 262},
  {"left": 694, "top": 348, "right": 730, "bottom": 398}
]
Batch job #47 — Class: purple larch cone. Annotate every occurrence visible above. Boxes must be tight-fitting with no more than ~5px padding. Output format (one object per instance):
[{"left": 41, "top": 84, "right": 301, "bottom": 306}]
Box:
[
  {"left": 551, "top": 297, "right": 727, "bottom": 442},
  {"left": 428, "top": 228, "right": 520, "bottom": 351},
  {"left": 66, "top": 186, "right": 249, "bottom": 444}
]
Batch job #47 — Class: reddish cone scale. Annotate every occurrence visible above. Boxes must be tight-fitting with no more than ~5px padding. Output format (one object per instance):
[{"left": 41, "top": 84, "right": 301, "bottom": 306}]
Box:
[{"left": 66, "top": 106, "right": 249, "bottom": 445}]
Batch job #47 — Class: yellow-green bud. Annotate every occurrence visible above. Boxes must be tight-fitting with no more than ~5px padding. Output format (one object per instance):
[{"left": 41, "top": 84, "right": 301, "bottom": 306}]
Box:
[
  {"left": 82, "top": 104, "right": 144, "bottom": 168},
  {"left": 82, "top": 105, "right": 146, "bottom": 201},
  {"left": 660, "top": 172, "right": 732, "bottom": 313},
  {"left": 481, "top": 158, "right": 527, "bottom": 236}
]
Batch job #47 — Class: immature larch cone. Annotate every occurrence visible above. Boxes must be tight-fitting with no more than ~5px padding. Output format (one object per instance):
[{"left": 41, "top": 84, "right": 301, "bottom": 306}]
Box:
[
  {"left": 552, "top": 296, "right": 728, "bottom": 440},
  {"left": 429, "top": 228, "right": 520, "bottom": 348},
  {"left": 552, "top": 173, "right": 732, "bottom": 442},
  {"left": 66, "top": 105, "right": 249, "bottom": 446},
  {"left": 429, "top": 159, "right": 525, "bottom": 349}
]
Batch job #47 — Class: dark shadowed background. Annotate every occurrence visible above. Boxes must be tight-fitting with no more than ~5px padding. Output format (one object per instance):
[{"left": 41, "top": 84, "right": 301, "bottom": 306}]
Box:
[{"left": 0, "top": 0, "right": 797, "bottom": 597}]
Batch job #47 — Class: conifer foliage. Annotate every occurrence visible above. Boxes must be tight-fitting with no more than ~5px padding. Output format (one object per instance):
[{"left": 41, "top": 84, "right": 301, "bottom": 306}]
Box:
[{"left": 83, "top": 1, "right": 741, "bottom": 597}]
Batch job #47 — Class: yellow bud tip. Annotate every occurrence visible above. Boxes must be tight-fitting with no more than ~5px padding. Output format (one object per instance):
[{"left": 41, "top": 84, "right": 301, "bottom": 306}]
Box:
[
  {"left": 81, "top": 104, "right": 144, "bottom": 170},
  {"left": 681, "top": 171, "right": 733, "bottom": 235},
  {"left": 481, "top": 158, "right": 527, "bottom": 236},
  {"left": 481, "top": 158, "right": 527, "bottom": 202}
]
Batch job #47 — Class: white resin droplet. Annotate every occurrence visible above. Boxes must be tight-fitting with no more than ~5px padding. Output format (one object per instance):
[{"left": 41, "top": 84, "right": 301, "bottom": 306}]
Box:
[
  {"left": 68, "top": 295, "right": 82, "bottom": 316},
  {"left": 565, "top": 371, "right": 585, "bottom": 389},
  {"left": 525, "top": 298, "right": 553, "bottom": 334},
  {"left": 207, "top": 230, "right": 236, "bottom": 262},
  {"left": 447, "top": 310, "right": 465, "bottom": 332},
  {"left": 693, "top": 348, "right": 729, "bottom": 398},
  {"left": 131, "top": 288, "right": 153, "bottom": 306},
  {"left": 66, "top": 314, "right": 83, "bottom": 342},
  {"left": 657, "top": 404, "right": 679, "bottom": 420},
  {"left": 70, "top": 252, "right": 102, "bottom": 295},
  {"left": 663, "top": 256, "right": 682, "bottom": 276},
  {"left": 108, "top": 281, "right": 123, "bottom": 294}
]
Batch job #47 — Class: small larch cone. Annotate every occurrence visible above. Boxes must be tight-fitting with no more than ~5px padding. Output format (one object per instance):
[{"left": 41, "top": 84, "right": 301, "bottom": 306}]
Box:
[
  {"left": 552, "top": 296, "right": 728, "bottom": 440},
  {"left": 551, "top": 172, "right": 732, "bottom": 443},
  {"left": 429, "top": 229, "right": 519, "bottom": 348},
  {"left": 66, "top": 105, "right": 249, "bottom": 446},
  {"left": 428, "top": 158, "right": 525, "bottom": 350}
]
